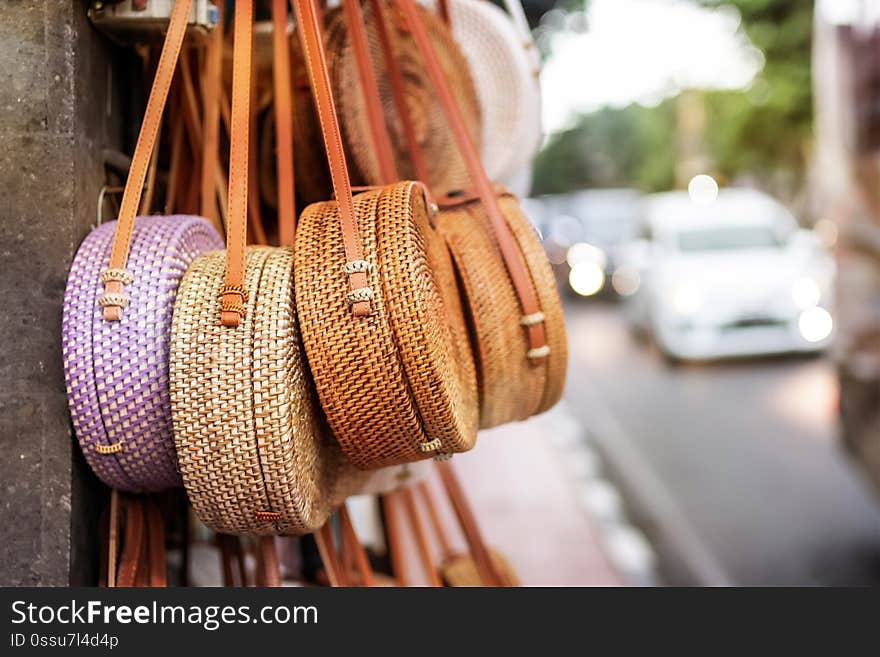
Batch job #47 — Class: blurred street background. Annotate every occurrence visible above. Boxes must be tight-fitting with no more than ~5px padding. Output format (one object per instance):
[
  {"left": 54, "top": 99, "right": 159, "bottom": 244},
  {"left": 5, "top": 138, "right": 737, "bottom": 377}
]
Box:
[{"left": 522, "top": 0, "right": 880, "bottom": 584}]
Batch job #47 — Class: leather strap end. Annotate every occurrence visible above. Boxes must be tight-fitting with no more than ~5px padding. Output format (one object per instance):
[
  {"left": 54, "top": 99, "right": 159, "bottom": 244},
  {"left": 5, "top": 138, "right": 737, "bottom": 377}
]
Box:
[
  {"left": 351, "top": 300, "right": 372, "bottom": 316},
  {"left": 102, "top": 305, "right": 122, "bottom": 322},
  {"left": 220, "top": 308, "right": 243, "bottom": 327}
]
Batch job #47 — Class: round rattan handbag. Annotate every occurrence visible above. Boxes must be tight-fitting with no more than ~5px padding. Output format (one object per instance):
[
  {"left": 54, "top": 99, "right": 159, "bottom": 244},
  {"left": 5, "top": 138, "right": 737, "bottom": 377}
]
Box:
[
  {"left": 395, "top": 0, "right": 567, "bottom": 428},
  {"left": 62, "top": 0, "right": 223, "bottom": 492},
  {"left": 291, "top": 0, "right": 481, "bottom": 203},
  {"left": 291, "top": 0, "right": 478, "bottom": 470},
  {"left": 431, "top": 0, "right": 541, "bottom": 188},
  {"left": 170, "top": 0, "right": 364, "bottom": 536}
]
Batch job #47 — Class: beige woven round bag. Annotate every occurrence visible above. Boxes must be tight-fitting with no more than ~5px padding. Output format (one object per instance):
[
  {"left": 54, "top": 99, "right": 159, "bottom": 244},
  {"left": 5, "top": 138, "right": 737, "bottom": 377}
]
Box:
[
  {"left": 171, "top": 0, "right": 363, "bottom": 536},
  {"left": 292, "top": 0, "right": 478, "bottom": 470}
]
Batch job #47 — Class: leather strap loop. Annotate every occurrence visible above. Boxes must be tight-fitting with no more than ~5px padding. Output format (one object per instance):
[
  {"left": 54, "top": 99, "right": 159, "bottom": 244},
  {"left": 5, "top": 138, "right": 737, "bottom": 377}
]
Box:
[
  {"left": 221, "top": 0, "right": 254, "bottom": 327},
  {"left": 291, "top": 0, "right": 372, "bottom": 316},
  {"left": 394, "top": 0, "right": 548, "bottom": 354},
  {"left": 101, "top": 0, "right": 193, "bottom": 321},
  {"left": 342, "top": 0, "right": 399, "bottom": 184},
  {"left": 272, "top": 0, "right": 297, "bottom": 245}
]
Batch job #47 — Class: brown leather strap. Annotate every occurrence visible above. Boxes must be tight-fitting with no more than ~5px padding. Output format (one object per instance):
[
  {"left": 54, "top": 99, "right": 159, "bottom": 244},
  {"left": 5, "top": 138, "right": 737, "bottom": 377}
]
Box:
[
  {"left": 145, "top": 499, "right": 167, "bottom": 587},
  {"left": 368, "top": 0, "right": 430, "bottom": 184},
  {"left": 291, "top": 0, "right": 372, "bottom": 317},
  {"left": 339, "top": 504, "right": 374, "bottom": 587},
  {"left": 314, "top": 524, "right": 343, "bottom": 587},
  {"left": 272, "top": 0, "right": 297, "bottom": 245},
  {"left": 435, "top": 461, "right": 505, "bottom": 586},
  {"left": 437, "top": 0, "right": 451, "bottom": 25},
  {"left": 395, "top": 0, "right": 548, "bottom": 356},
  {"left": 116, "top": 498, "right": 146, "bottom": 587},
  {"left": 220, "top": 0, "right": 254, "bottom": 327},
  {"left": 401, "top": 487, "right": 442, "bottom": 587},
  {"left": 381, "top": 493, "right": 409, "bottom": 586},
  {"left": 256, "top": 537, "right": 282, "bottom": 587},
  {"left": 101, "top": 0, "right": 193, "bottom": 321},
  {"left": 200, "top": 0, "right": 224, "bottom": 231},
  {"left": 106, "top": 490, "right": 120, "bottom": 588},
  {"left": 165, "top": 84, "right": 185, "bottom": 214},
  {"left": 342, "top": 0, "right": 398, "bottom": 184},
  {"left": 416, "top": 481, "right": 452, "bottom": 558}
]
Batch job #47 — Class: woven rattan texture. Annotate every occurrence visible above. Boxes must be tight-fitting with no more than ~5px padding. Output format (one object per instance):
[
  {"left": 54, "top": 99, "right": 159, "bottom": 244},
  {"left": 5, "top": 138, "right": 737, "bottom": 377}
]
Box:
[
  {"left": 435, "top": 0, "right": 542, "bottom": 184},
  {"left": 436, "top": 196, "right": 567, "bottom": 428},
  {"left": 294, "top": 183, "right": 478, "bottom": 469},
  {"left": 62, "top": 216, "right": 223, "bottom": 491},
  {"left": 291, "top": 4, "right": 481, "bottom": 201},
  {"left": 171, "top": 247, "right": 363, "bottom": 535}
]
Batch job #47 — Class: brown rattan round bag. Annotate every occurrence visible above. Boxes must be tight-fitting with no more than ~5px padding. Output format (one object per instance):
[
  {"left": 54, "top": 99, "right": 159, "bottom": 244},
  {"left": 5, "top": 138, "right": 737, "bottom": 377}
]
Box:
[
  {"left": 393, "top": 0, "right": 567, "bottom": 428},
  {"left": 436, "top": 191, "right": 567, "bottom": 427},
  {"left": 291, "top": 0, "right": 478, "bottom": 469},
  {"left": 291, "top": 1, "right": 481, "bottom": 204}
]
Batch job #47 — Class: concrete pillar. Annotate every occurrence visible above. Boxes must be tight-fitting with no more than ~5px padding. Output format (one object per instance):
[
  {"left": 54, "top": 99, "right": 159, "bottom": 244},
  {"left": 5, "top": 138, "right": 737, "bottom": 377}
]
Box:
[{"left": 0, "top": 1, "right": 119, "bottom": 585}]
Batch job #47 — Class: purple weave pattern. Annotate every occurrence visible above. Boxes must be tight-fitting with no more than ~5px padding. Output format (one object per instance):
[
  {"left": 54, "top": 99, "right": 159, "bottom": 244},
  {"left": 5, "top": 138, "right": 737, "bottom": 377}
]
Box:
[{"left": 62, "top": 216, "right": 223, "bottom": 492}]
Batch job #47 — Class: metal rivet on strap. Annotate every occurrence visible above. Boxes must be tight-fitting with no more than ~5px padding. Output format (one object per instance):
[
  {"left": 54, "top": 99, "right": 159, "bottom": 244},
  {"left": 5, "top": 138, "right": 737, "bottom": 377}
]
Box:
[
  {"left": 97, "top": 293, "right": 129, "bottom": 310},
  {"left": 95, "top": 441, "right": 124, "bottom": 455},
  {"left": 520, "top": 312, "right": 545, "bottom": 327},
  {"left": 255, "top": 510, "right": 282, "bottom": 521},
  {"left": 527, "top": 345, "right": 551, "bottom": 360},
  {"left": 100, "top": 268, "right": 134, "bottom": 285},
  {"left": 419, "top": 438, "right": 443, "bottom": 453},
  {"left": 345, "top": 287, "right": 375, "bottom": 305},
  {"left": 344, "top": 260, "right": 373, "bottom": 274}
]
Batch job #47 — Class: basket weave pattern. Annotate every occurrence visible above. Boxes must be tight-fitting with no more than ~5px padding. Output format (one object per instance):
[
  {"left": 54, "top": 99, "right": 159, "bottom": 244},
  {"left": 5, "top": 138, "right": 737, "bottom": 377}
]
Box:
[
  {"left": 62, "top": 216, "right": 223, "bottom": 492},
  {"left": 294, "top": 182, "right": 478, "bottom": 468},
  {"left": 171, "top": 247, "right": 362, "bottom": 535},
  {"left": 437, "top": 196, "right": 567, "bottom": 428}
]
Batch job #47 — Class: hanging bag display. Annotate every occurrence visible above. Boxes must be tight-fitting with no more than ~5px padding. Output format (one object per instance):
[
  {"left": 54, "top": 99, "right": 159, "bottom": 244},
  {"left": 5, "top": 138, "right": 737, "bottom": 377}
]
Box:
[
  {"left": 62, "top": 0, "right": 223, "bottom": 492},
  {"left": 392, "top": 0, "right": 567, "bottom": 428},
  {"left": 290, "top": 0, "right": 478, "bottom": 470},
  {"left": 170, "top": 0, "right": 362, "bottom": 536}
]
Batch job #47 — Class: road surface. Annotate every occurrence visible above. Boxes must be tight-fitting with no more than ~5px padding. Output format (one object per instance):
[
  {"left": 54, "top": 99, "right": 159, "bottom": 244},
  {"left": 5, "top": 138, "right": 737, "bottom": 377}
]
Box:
[{"left": 564, "top": 301, "right": 880, "bottom": 585}]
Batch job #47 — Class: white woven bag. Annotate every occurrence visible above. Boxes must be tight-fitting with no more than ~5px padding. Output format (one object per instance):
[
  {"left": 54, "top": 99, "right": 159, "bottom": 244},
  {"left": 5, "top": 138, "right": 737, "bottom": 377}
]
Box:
[{"left": 427, "top": 0, "right": 542, "bottom": 191}]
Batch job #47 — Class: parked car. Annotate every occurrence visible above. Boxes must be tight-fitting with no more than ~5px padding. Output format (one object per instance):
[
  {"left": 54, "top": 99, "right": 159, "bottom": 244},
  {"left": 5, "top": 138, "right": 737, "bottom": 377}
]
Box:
[
  {"left": 624, "top": 189, "right": 836, "bottom": 360},
  {"left": 534, "top": 189, "right": 643, "bottom": 298}
]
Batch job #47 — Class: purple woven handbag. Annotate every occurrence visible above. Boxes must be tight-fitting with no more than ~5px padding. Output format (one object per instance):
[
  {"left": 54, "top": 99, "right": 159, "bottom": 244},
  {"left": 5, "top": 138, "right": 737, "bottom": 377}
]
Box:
[
  {"left": 61, "top": 0, "right": 223, "bottom": 492},
  {"left": 63, "top": 216, "right": 222, "bottom": 491}
]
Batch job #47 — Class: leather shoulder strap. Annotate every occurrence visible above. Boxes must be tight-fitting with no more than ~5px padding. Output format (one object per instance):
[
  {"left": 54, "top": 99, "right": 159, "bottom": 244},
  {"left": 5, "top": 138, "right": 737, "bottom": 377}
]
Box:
[
  {"left": 342, "top": 0, "right": 399, "bottom": 184},
  {"left": 272, "top": 0, "right": 297, "bottom": 245},
  {"left": 291, "top": 0, "right": 372, "bottom": 316},
  {"left": 220, "top": 0, "right": 254, "bottom": 327},
  {"left": 395, "top": 0, "right": 548, "bottom": 357},
  {"left": 100, "top": 0, "right": 194, "bottom": 322},
  {"left": 200, "top": 0, "right": 224, "bottom": 231}
]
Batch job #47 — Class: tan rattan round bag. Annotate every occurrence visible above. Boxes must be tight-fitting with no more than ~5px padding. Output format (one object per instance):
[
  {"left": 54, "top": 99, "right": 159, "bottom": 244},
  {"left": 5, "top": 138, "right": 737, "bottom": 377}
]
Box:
[
  {"left": 436, "top": 192, "right": 567, "bottom": 427},
  {"left": 395, "top": 0, "right": 567, "bottom": 428},
  {"left": 291, "top": 0, "right": 481, "bottom": 203},
  {"left": 171, "top": 0, "right": 363, "bottom": 536},
  {"left": 292, "top": 0, "right": 478, "bottom": 469}
]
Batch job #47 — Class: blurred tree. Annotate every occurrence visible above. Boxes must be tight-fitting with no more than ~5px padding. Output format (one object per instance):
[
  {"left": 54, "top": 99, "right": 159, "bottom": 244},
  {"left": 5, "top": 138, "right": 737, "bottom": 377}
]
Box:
[
  {"left": 531, "top": 0, "right": 813, "bottom": 200},
  {"left": 532, "top": 102, "right": 677, "bottom": 195},
  {"left": 699, "top": 0, "right": 814, "bottom": 199}
]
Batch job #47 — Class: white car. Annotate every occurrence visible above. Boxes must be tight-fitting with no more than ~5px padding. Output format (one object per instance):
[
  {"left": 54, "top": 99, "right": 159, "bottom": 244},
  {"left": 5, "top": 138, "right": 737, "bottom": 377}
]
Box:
[{"left": 625, "top": 189, "right": 835, "bottom": 360}]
